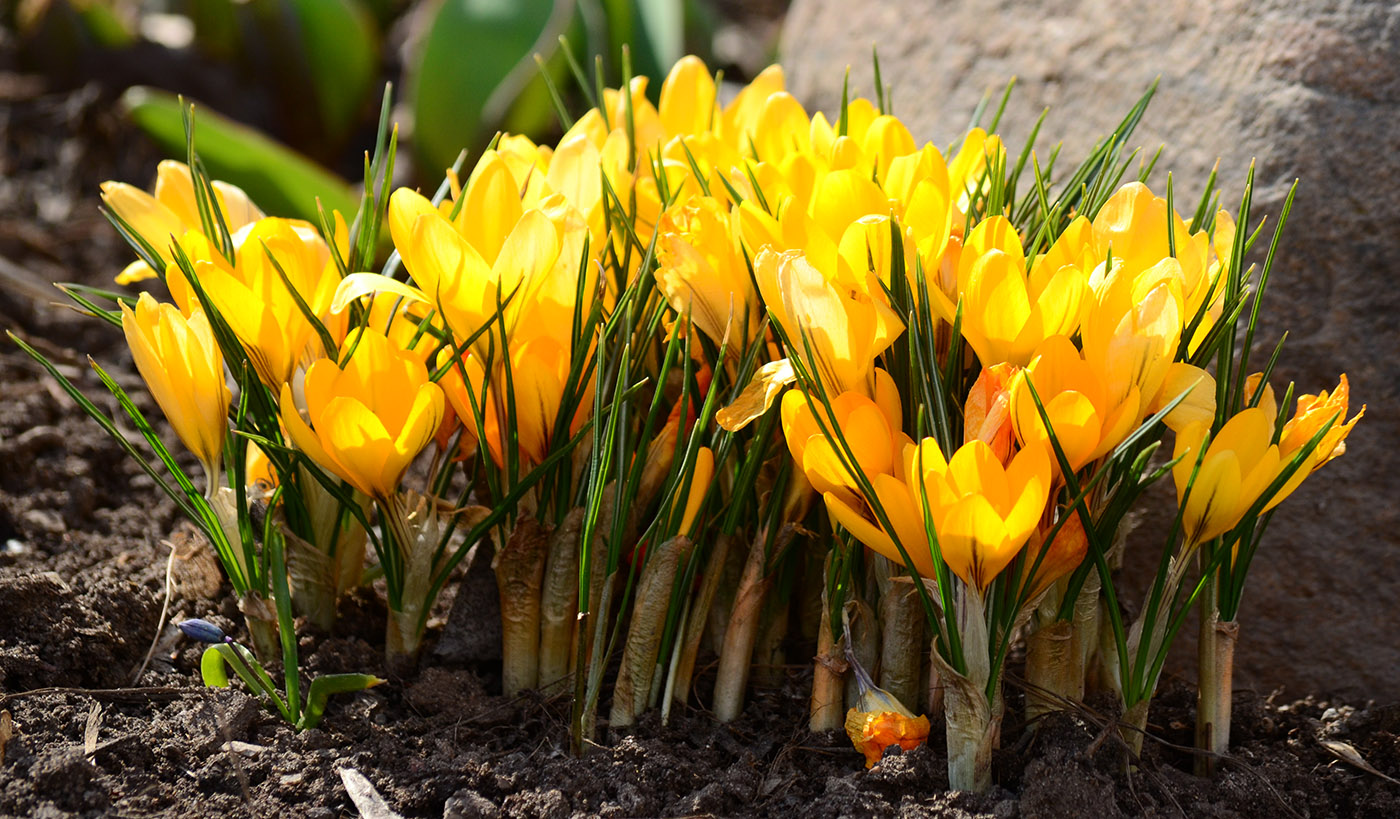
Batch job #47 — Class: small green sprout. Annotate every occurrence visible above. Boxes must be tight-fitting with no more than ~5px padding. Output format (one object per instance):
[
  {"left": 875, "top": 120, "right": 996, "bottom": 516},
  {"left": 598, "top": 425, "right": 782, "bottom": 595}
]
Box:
[{"left": 178, "top": 619, "right": 382, "bottom": 731}]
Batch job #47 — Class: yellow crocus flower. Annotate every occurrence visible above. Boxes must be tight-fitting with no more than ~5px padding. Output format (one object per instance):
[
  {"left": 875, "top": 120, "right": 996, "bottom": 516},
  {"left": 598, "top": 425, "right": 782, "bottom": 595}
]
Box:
[
  {"left": 659, "top": 55, "right": 719, "bottom": 137},
  {"left": 950, "top": 216, "right": 1087, "bottom": 368},
  {"left": 1148, "top": 362, "right": 1217, "bottom": 432},
  {"left": 826, "top": 438, "right": 1051, "bottom": 591},
  {"left": 861, "top": 115, "right": 918, "bottom": 183},
  {"left": 753, "top": 247, "right": 904, "bottom": 398},
  {"left": 780, "top": 369, "right": 908, "bottom": 508},
  {"left": 960, "top": 247, "right": 1087, "bottom": 368},
  {"left": 280, "top": 328, "right": 444, "bottom": 501},
  {"left": 386, "top": 191, "right": 567, "bottom": 354},
  {"left": 1092, "top": 181, "right": 1193, "bottom": 278},
  {"left": 894, "top": 147, "right": 955, "bottom": 299},
  {"left": 1279, "top": 374, "right": 1363, "bottom": 473},
  {"left": 808, "top": 98, "right": 878, "bottom": 162},
  {"left": 719, "top": 64, "right": 786, "bottom": 151},
  {"left": 120, "top": 293, "right": 230, "bottom": 490},
  {"left": 103, "top": 160, "right": 263, "bottom": 284},
  {"left": 922, "top": 439, "right": 1052, "bottom": 591},
  {"left": 435, "top": 335, "right": 578, "bottom": 469},
  {"left": 808, "top": 168, "right": 891, "bottom": 252},
  {"left": 1091, "top": 182, "right": 1229, "bottom": 351},
  {"left": 655, "top": 196, "right": 760, "bottom": 348},
  {"left": 1079, "top": 262, "right": 1182, "bottom": 411},
  {"left": 946, "top": 129, "right": 1005, "bottom": 229},
  {"left": 170, "top": 217, "right": 338, "bottom": 389},
  {"left": 602, "top": 75, "right": 665, "bottom": 150},
  {"left": 1010, "top": 335, "right": 1141, "bottom": 471},
  {"left": 500, "top": 336, "right": 573, "bottom": 467},
  {"left": 1172, "top": 408, "right": 1286, "bottom": 545}
]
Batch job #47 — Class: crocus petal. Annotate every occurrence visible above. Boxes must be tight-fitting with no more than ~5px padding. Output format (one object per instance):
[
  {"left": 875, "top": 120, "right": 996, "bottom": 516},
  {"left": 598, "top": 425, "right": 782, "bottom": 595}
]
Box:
[
  {"left": 717, "top": 358, "right": 796, "bottom": 431},
  {"left": 462, "top": 153, "right": 525, "bottom": 265},
  {"left": 940, "top": 494, "right": 1009, "bottom": 591},
  {"left": 391, "top": 383, "right": 446, "bottom": 477},
  {"left": 659, "top": 55, "right": 717, "bottom": 136},
  {"left": 280, "top": 381, "right": 342, "bottom": 486},
  {"left": 332, "top": 273, "right": 430, "bottom": 315},
  {"left": 321, "top": 396, "right": 395, "bottom": 498}
]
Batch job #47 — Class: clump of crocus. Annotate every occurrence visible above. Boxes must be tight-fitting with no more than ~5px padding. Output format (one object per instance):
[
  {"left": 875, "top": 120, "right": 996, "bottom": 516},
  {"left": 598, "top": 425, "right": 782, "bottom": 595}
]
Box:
[{"left": 27, "top": 46, "right": 1365, "bottom": 792}]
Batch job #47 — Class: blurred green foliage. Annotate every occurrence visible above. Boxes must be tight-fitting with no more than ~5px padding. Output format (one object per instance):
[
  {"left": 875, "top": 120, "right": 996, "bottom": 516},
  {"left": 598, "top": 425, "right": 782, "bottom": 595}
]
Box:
[
  {"left": 12, "top": 0, "right": 715, "bottom": 226},
  {"left": 121, "top": 86, "right": 361, "bottom": 223}
]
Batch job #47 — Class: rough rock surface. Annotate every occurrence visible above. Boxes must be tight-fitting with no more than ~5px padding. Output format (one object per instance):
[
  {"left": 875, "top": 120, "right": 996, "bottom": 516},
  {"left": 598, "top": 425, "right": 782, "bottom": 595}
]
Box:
[{"left": 781, "top": 0, "right": 1400, "bottom": 699}]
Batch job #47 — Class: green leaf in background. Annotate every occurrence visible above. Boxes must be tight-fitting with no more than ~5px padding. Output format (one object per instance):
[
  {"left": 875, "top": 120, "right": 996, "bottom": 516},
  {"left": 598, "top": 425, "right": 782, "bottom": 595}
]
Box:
[
  {"left": 283, "top": 0, "right": 380, "bottom": 144},
  {"left": 74, "top": 0, "right": 137, "bottom": 48},
  {"left": 122, "top": 85, "right": 360, "bottom": 225},
  {"left": 409, "top": 0, "right": 575, "bottom": 176},
  {"left": 599, "top": 0, "right": 682, "bottom": 85}
]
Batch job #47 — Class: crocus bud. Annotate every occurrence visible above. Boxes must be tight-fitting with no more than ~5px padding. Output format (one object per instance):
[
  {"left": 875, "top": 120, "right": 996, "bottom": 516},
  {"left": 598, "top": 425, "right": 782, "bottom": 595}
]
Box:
[{"left": 177, "top": 618, "right": 228, "bottom": 644}]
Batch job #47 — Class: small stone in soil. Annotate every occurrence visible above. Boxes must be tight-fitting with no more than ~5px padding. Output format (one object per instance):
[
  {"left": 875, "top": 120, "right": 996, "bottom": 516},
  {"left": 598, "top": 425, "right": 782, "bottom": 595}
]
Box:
[{"left": 444, "top": 788, "right": 500, "bottom": 819}]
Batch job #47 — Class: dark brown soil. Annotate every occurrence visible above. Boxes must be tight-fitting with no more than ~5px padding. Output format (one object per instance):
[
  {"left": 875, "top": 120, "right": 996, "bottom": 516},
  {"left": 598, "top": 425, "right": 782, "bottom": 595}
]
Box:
[{"left": 3, "top": 50, "right": 1399, "bottom": 819}]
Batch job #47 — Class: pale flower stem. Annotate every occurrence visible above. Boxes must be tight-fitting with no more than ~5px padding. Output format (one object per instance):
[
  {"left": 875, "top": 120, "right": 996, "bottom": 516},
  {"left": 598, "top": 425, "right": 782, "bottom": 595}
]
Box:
[
  {"left": 538, "top": 509, "right": 583, "bottom": 693},
  {"left": 939, "top": 586, "right": 998, "bottom": 792},
  {"left": 202, "top": 461, "right": 219, "bottom": 502},
  {"left": 1121, "top": 698, "right": 1150, "bottom": 760},
  {"left": 610, "top": 536, "right": 692, "bottom": 730},
  {"left": 496, "top": 517, "right": 550, "bottom": 696},
  {"left": 843, "top": 599, "right": 879, "bottom": 711},
  {"left": 380, "top": 492, "right": 443, "bottom": 676},
  {"left": 877, "top": 576, "right": 925, "bottom": 713},
  {"left": 1025, "top": 619, "right": 1075, "bottom": 725},
  {"left": 1196, "top": 609, "right": 1238, "bottom": 777},
  {"left": 245, "top": 610, "right": 280, "bottom": 667},
  {"left": 941, "top": 668, "right": 998, "bottom": 793},
  {"left": 809, "top": 575, "right": 845, "bottom": 733},
  {"left": 1070, "top": 569, "right": 1101, "bottom": 695},
  {"left": 671, "top": 533, "right": 733, "bottom": 710},
  {"left": 712, "top": 529, "right": 772, "bottom": 723}
]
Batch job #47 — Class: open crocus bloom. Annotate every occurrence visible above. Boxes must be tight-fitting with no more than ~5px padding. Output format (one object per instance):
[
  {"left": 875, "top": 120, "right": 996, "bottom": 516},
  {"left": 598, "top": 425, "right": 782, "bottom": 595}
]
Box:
[
  {"left": 825, "top": 437, "right": 1051, "bottom": 591},
  {"left": 920, "top": 439, "right": 1053, "bottom": 591},
  {"left": 1280, "top": 374, "right": 1364, "bottom": 474},
  {"left": 1080, "top": 261, "right": 1183, "bottom": 415},
  {"left": 280, "top": 328, "right": 444, "bottom": 501},
  {"left": 960, "top": 244, "right": 1087, "bottom": 368},
  {"left": 1010, "top": 335, "right": 1141, "bottom": 472},
  {"left": 168, "top": 217, "right": 339, "bottom": 389},
  {"left": 1091, "top": 182, "right": 1228, "bottom": 348},
  {"left": 654, "top": 196, "right": 760, "bottom": 349},
  {"left": 753, "top": 247, "right": 904, "bottom": 398}
]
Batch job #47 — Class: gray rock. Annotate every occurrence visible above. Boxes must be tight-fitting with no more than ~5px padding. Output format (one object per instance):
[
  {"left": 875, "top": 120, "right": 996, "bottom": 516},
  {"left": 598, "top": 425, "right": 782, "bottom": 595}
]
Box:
[
  {"left": 783, "top": 0, "right": 1400, "bottom": 699},
  {"left": 444, "top": 788, "right": 500, "bottom": 819}
]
